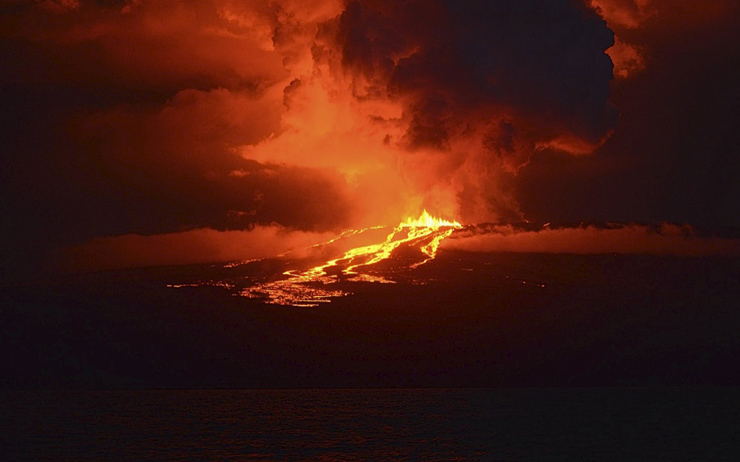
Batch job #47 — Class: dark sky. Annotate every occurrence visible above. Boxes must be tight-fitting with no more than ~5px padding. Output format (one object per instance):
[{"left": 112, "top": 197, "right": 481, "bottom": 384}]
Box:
[{"left": 1, "top": 0, "right": 739, "bottom": 278}]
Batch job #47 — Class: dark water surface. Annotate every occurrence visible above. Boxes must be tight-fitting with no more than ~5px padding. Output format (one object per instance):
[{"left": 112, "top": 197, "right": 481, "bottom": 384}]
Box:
[{"left": 3, "top": 387, "right": 739, "bottom": 461}]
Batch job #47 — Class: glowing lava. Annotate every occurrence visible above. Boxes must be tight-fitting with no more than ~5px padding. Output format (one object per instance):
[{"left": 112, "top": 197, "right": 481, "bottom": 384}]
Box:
[{"left": 240, "top": 210, "right": 462, "bottom": 307}]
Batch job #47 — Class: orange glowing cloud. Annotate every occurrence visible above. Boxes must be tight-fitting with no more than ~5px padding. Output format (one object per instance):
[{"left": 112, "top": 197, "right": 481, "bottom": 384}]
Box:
[
  {"left": 607, "top": 36, "right": 647, "bottom": 79},
  {"left": 589, "top": 0, "right": 655, "bottom": 29},
  {"left": 591, "top": 0, "right": 739, "bottom": 32},
  {"left": 588, "top": 0, "right": 653, "bottom": 79},
  {"left": 237, "top": 0, "right": 621, "bottom": 225},
  {"left": 5, "top": 0, "right": 622, "bottom": 235},
  {"left": 9, "top": 0, "right": 708, "bottom": 275},
  {"left": 0, "top": 0, "right": 286, "bottom": 90}
]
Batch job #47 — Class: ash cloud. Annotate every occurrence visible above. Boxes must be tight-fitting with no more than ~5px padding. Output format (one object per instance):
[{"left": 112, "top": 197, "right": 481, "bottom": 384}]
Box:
[
  {"left": 15, "top": 0, "right": 735, "bottom": 275},
  {"left": 322, "top": 0, "right": 619, "bottom": 222}
]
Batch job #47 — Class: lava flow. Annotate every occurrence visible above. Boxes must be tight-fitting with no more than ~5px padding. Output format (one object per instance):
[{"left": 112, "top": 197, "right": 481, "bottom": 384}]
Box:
[{"left": 239, "top": 211, "right": 462, "bottom": 307}]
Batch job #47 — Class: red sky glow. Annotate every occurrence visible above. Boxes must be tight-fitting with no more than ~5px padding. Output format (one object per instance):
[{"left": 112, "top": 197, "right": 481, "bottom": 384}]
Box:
[{"left": 1, "top": 0, "right": 739, "bottom": 274}]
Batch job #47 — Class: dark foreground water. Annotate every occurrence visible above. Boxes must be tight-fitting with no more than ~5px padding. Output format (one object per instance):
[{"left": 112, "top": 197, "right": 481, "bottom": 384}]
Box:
[{"left": 2, "top": 388, "right": 739, "bottom": 461}]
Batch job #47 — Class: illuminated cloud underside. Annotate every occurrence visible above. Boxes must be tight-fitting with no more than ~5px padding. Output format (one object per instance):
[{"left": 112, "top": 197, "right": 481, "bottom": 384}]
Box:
[{"left": 3, "top": 0, "right": 738, "bottom": 274}]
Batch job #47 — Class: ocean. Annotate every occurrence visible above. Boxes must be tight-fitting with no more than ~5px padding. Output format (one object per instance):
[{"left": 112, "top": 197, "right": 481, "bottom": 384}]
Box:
[{"left": 3, "top": 387, "right": 739, "bottom": 461}]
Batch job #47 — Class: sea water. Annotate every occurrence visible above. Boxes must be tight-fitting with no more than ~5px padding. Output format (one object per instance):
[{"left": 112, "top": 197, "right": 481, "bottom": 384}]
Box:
[{"left": 3, "top": 387, "right": 739, "bottom": 461}]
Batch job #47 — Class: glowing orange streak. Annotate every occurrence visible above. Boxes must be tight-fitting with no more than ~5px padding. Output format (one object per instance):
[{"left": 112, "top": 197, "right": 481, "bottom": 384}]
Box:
[
  {"left": 411, "top": 228, "right": 456, "bottom": 269},
  {"left": 289, "top": 210, "right": 462, "bottom": 280},
  {"left": 170, "top": 212, "right": 553, "bottom": 308},
  {"left": 240, "top": 210, "right": 462, "bottom": 306},
  {"left": 283, "top": 225, "right": 396, "bottom": 282},
  {"left": 307, "top": 226, "right": 385, "bottom": 248}
]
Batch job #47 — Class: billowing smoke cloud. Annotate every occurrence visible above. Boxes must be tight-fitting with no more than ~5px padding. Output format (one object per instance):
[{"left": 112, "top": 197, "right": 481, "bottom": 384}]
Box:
[
  {"left": 588, "top": 0, "right": 653, "bottom": 78},
  {"left": 298, "top": 0, "right": 620, "bottom": 223},
  {"left": 1, "top": 0, "right": 353, "bottom": 239},
  {"left": 10, "top": 0, "right": 711, "bottom": 274},
  {"left": 589, "top": 0, "right": 655, "bottom": 29}
]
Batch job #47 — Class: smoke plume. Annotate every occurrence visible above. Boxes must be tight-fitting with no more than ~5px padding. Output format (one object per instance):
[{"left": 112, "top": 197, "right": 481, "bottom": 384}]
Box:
[
  {"left": 265, "top": 0, "right": 621, "bottom": 223},
  {"left": 16, "top": 0, "right": 737, "bottom": 272}
]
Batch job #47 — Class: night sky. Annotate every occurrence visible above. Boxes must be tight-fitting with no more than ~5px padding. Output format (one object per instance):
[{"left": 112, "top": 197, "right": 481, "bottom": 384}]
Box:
[{"left": 2, "top": 0, "right": 739, "bottom": 278}]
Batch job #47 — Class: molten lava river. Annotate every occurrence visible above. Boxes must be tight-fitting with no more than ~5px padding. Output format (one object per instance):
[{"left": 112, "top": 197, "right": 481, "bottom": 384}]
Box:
[{"left": 169, "top": 211, "right": 463, "bottom": 307}]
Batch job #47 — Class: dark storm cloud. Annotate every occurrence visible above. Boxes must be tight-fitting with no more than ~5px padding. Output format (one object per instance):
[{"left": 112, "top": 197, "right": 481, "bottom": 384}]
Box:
[
  {"left": 517, "top": 0, "right": 740, "bottom": 227},
  {"left": 335, "top": 0, "right": 618, "bottom": 155}
]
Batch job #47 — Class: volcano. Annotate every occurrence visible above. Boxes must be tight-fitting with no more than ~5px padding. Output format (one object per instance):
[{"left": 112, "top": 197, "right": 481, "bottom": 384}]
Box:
[
  {"left": 3, "top": 214, "right": 740, "bottom": 389},
  {"left": 170, "top": 211, "right": 465, "bottom": 307},
  {"left": 168, "top": 216, "right": 740, "bottom": 309}
]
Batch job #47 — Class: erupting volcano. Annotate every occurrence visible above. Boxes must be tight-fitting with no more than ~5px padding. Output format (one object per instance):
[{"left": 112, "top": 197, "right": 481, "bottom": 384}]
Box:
[
  {"left": 171, "top": 211, "right": 464, "bottom": 307},
  {"left": 3, "top": 0, "right": 740, "bottom": 408}
]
